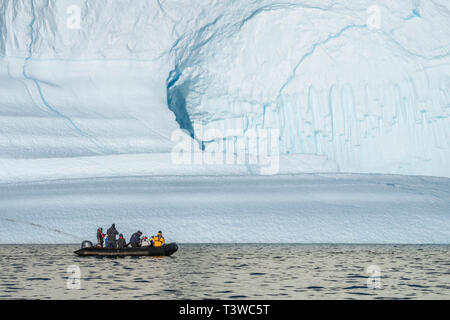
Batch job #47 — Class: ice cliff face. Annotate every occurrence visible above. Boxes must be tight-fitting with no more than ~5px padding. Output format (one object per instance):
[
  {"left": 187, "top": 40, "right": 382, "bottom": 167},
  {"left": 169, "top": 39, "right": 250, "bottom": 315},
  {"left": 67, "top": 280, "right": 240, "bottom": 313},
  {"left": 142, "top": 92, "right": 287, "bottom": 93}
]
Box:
[{"left": 0, "top": 0, "right": 449, "bottom": 177}]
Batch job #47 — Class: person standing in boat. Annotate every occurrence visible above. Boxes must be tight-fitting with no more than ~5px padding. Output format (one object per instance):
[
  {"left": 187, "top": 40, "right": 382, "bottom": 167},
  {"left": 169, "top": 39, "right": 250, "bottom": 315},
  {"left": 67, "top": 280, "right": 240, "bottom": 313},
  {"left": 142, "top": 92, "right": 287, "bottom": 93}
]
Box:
[
  {"left": 152, "top": 231, "right": 165, "bottom": 247},
  {"left": 117, "top": 233, "right": 127, "bottom": 249},
  {"left": 106, "top": 223, "right": 119, "bottom": 248},
  {"left": 96, "top": 227, "right": 105, "bottom": 248},
  {"left": 129, "top": 231, "right": 143, "bottom": 247}
]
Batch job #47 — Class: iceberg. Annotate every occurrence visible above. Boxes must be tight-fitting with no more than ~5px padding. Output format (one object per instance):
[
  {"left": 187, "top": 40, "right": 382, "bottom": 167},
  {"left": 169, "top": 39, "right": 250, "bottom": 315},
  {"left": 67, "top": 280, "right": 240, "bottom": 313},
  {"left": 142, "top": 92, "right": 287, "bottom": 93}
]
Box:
[{"left": 0, "top": 0, "right": 449, "bottom": 243}]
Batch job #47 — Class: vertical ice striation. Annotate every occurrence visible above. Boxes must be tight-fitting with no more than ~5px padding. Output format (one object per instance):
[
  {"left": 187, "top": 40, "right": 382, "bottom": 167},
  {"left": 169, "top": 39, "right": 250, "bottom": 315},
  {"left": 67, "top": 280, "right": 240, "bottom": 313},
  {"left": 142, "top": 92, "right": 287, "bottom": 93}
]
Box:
[{"left": 166, "top": 0, "right": 450, "bottom": 177}]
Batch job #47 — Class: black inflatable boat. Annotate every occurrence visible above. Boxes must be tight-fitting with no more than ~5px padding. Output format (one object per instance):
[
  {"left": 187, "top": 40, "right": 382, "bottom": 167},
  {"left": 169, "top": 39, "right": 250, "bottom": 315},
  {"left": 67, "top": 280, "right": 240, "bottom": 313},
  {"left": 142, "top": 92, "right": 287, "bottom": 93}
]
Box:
[{"left": 74, "top": 243, "right": 178, "bottom": 257}]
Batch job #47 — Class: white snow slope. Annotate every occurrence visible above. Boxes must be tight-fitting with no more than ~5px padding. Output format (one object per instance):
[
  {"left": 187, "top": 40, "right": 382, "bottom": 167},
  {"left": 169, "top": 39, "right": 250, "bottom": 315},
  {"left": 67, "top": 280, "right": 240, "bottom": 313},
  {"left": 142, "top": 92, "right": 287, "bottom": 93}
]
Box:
[
  {"left": 0, "top": 0, "right": 449, "bottom": 179},
  {"left": 0, "top": 174, "right": 449, "bottom": 244}
]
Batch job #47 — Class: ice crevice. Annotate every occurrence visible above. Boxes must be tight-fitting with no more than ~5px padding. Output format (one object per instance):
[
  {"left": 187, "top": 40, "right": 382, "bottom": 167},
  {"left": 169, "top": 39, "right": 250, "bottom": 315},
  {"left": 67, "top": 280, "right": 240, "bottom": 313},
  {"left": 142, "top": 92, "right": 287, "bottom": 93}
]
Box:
[
  {"left": 0, "top": 0, "right": 449, "bottom": 177},
  {"left": 165, "top": 0, "right": 450, "bottom": 177},
  {"left": 21, "top": 0, "right": 112, "bottom": 155},
  {"left": 166, "top": 1, "right": 334, "bottom": 146},
  {"left": 275, "top": 23, "right": 368, "bottom": 107}
]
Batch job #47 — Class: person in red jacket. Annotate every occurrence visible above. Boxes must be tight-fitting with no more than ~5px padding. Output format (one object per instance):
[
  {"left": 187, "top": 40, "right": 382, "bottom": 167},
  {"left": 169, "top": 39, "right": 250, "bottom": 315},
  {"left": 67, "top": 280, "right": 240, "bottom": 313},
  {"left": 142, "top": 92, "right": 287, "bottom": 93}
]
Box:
[
  {"left": 96, "top": 228, "right": 105, "bottom": 248},
  {"left": 117, "top": 233, "right": 127, "bottom": 249}
]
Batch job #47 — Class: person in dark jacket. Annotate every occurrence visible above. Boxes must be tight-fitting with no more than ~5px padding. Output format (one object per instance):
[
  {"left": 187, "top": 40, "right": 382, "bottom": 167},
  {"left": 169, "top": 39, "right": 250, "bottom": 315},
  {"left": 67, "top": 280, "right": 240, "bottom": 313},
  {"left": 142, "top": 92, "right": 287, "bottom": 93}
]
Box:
[
  {"left": 96, "top": 227, "right": 105, "bottom": 248},
  {"left": 129, "top": 231, "right": 143, "bottom": 248},
  {"left": 107, "top": 224, "right": 119, "bottom": 248},
  {"left": 117, "top": 234, "right": 127, "bottom": 249}
]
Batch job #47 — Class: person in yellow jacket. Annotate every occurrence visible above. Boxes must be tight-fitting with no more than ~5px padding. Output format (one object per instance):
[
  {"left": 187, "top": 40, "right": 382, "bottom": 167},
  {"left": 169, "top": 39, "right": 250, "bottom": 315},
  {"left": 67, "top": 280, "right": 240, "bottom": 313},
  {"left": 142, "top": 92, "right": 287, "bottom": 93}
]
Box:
[{"left": 152, "top": 231, "right": 165, "bottom": 247}]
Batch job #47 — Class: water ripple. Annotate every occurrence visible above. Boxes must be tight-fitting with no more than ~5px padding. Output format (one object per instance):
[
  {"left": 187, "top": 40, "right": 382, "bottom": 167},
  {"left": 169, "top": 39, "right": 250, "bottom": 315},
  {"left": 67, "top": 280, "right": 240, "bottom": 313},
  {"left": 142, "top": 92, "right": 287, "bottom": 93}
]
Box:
[{"left": 0, "top": 244, "right": 448, "bottom": 299}]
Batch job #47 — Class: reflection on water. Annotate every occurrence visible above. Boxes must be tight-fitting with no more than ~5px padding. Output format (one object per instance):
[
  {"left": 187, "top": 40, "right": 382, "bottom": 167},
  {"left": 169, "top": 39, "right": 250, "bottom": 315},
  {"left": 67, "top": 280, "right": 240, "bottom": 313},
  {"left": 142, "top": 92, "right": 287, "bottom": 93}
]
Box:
[{"left": 0, "top": 244, "right": 448, "bottom": 299}]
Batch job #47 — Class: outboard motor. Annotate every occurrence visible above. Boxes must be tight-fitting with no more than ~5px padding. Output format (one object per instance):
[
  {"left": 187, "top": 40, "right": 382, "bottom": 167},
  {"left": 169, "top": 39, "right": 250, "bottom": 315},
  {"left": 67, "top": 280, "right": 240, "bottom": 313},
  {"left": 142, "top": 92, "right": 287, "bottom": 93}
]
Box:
[{"left": 81, "top": 240, "right": 93, "bottom": 249}]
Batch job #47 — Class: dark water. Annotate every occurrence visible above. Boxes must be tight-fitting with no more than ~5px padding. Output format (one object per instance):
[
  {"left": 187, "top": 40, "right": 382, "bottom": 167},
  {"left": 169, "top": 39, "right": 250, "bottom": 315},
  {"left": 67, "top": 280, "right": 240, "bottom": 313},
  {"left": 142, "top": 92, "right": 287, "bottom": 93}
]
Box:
[{"left": 0, "top": 244, "right": 448, "bottom": 299}]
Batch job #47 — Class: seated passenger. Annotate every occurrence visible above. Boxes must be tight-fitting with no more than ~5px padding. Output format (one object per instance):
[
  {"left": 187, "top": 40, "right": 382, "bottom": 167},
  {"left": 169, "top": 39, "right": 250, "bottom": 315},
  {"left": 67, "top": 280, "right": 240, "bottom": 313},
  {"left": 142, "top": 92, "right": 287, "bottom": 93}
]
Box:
[
  {"left": 129, "top": 231, "right": 143, "bottom": 248},
  {"left": 152, "top": 231, "right": 165, "bottom": 247},
  {"left": 117, "top": 233, "right": 127, "bottom": 249},
  {"left": 141, "top": 236, "right": 151, "bottom": 247}
]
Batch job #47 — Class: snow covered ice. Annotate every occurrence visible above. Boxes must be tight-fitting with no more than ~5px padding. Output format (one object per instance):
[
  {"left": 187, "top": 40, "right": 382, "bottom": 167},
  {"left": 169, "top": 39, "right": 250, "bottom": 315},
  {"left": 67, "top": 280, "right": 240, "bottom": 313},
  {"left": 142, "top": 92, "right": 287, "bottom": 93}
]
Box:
[
  {"left": 0, "top": 0, "right": 449, "bottom": 243},
  {"left": 0, "top": 174, "right": 449, "bottom": 244}
]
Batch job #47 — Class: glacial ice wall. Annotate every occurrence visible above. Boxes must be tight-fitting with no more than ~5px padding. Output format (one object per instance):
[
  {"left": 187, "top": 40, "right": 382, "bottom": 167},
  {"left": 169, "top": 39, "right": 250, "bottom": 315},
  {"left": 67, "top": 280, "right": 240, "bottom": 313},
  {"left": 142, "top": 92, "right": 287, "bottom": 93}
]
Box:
[
  {"left": 0, "top": 0, "right": 449, "bottom": 177},
  {"left": 166, "top": 0, "right": 450, "bottom": 177}
]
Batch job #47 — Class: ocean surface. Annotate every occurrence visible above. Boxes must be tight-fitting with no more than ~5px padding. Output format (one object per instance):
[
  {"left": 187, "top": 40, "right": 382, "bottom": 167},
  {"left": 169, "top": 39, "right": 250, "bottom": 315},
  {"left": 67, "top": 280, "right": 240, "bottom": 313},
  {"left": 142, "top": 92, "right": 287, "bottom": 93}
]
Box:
[{"left": 0, "top": 244, "right": 448, "bottom": 300}]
